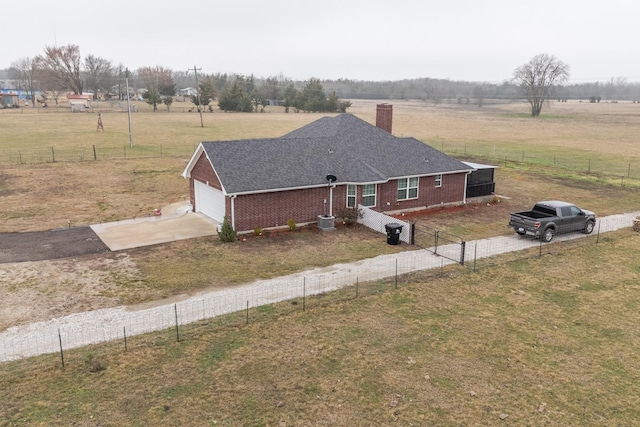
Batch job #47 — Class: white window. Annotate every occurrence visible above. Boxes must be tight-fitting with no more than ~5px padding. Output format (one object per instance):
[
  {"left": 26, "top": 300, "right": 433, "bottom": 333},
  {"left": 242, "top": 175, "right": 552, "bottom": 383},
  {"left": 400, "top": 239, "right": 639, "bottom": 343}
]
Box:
[
  {"left": 361, "top": 184, "right": 376, "bottom": 207},
  {"left": 346, "top": 184, "right": 356, "bottom": 208},
  {"left": 397, "top": 177, "right": 419, "bottom": 200},
  {"left": 434, "top": 174, "right": 442, "bottom": 187}
]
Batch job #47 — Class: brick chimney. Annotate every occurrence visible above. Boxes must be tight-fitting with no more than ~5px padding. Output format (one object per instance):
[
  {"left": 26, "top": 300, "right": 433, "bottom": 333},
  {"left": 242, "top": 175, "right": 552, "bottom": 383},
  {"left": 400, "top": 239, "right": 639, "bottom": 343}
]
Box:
[{"left": 376, "top": 104, "right": 393, "bottom": 134}]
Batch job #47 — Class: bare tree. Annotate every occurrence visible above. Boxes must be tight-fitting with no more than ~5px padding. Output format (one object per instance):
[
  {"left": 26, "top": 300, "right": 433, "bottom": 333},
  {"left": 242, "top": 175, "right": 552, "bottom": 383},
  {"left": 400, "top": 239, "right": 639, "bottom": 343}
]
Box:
[
  {"left": 137, "top": 66, "right": 175, "bottom": 111},
  {"left": 39, "top": 71, "right": 68, "bottom": 105},
  {"left": 9, "top": 57, "right": 39, "bottom": 105},
  {"left": 604, "top": 76, "right": 628, "bottom": 101},
  {"left": 137, "top": 66, "right": 175, "bottom": 96},
  {"left": 513, "top": 54, "right": 569, "bottom": 117},
  {"left": 35, "top": 44, "right": 84, "bottom": 95},
  {"left": 472, "top": 85, "right": 486, "bottom": 108},
  {"left": 110, "top": 63, "right": 129, "bottom": 100},
  {"left": 84, "top": 55, "right": 113, "bottom": 100}
]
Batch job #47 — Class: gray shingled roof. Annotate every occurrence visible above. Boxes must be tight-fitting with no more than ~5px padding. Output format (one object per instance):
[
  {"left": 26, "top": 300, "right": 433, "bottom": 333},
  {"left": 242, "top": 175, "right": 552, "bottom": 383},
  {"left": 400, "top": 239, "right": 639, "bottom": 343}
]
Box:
[{"left": 200, "top": 114, "right": 473, "bottom": 195}]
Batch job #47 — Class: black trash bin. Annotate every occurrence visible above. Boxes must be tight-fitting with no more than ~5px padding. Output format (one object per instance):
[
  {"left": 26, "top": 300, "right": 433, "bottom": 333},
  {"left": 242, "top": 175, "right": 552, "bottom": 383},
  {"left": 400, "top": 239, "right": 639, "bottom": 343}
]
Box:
[{"left": 385, "top": 222, "right": 403, "bottom": 245}]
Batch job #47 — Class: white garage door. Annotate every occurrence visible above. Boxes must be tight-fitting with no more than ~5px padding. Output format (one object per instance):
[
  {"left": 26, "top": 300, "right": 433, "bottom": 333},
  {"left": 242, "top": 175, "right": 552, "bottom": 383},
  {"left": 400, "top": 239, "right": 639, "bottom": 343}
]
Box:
[{"left": 194, "top": 180, "right": 226, "bottom": 222}]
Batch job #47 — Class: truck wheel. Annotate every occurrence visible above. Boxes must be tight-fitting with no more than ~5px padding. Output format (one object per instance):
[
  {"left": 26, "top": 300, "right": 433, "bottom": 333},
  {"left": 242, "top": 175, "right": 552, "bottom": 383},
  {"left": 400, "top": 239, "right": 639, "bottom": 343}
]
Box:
[
  {"left": 542, "top": 228, "right": 555, "bottom": 242},
  {"left": 584, "top": 221, "right": 595, "bottom": 234}
]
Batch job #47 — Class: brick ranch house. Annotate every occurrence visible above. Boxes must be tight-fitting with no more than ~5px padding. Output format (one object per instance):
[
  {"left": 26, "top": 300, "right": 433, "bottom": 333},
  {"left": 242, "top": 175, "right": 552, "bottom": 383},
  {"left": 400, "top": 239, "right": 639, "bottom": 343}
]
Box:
[{"left": 182, "top": 105, "right": 475, "bottom": 233}]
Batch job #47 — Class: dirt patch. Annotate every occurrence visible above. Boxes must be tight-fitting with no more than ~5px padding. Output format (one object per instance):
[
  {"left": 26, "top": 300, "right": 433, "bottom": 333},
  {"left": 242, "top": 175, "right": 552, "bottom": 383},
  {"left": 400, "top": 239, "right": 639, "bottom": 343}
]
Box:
[
  {"left": 0, "top": 253, "right": 142, "bottom": 331},
  {"left": 0, "top": 223, "right": 406, "bottom": 332}
]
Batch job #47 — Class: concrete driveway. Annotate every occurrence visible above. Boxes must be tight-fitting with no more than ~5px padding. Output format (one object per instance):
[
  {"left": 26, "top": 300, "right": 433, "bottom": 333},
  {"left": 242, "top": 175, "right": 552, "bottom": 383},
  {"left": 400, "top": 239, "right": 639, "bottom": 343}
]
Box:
[{"left": 90, "top": 202, "right": 218, "bottom": 251}]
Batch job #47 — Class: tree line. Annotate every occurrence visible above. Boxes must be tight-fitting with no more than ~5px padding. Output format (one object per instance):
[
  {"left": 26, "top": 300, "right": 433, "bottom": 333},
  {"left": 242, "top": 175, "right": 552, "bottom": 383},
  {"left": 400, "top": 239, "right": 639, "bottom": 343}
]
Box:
[
  {"left": 3, "top": 44, "right": 351, "bottom": 113},
  {"left": 4, "top": 45, "right": 640, "bottom": 116}
]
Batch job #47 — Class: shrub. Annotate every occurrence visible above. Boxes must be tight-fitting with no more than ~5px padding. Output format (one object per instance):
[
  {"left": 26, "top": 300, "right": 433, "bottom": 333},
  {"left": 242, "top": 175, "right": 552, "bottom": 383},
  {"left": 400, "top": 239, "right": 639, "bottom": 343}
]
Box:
[
  {"left": 253, "top": 227, "right": 264, "bottom": 236},
  {"left": 218, "top": 216, "right": 237, "bottom": 242},
  {"left": 287, "top": 219, "right": 297, "bottom": 231},
  {"left": 340, "top": 207, "right": 363, "bottom": 226},
  {"left": 85, "top": 354, "right": 106, "bottom": 373}
]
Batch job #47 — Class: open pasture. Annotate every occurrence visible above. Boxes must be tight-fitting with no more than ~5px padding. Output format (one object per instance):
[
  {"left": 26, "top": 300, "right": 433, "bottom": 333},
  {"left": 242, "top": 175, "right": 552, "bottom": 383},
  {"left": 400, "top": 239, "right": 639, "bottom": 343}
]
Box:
[
  {"left": 1, "top": 99, "right": 639, "bottom": 233},
  {"left": 2, "top": 100, "right": 640, "bottom": 425},
  {"left": 1, "top": 98, "right": 639, "bottom": 164}
]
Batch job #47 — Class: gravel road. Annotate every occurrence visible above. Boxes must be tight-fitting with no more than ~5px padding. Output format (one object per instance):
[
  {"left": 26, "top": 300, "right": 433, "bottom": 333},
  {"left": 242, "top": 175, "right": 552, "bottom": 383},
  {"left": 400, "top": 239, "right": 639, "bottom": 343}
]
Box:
[{"left": 1, "top": 211, "right": 637, "bottom": 363}]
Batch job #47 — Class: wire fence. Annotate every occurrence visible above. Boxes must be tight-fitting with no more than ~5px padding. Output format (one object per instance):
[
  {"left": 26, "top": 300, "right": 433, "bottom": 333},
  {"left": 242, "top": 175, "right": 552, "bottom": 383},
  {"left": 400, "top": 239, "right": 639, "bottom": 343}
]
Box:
[
  {"left": 4, "top": 143, "right": 640, "bottom": 184},
  {"left": 1, "top": 211, "right": 637, "bottom": 365},
  {"left": 440, "top": 142, "right": 640, "bottom": 184},
  {"left": 0, "top": 143, "right": 197, "bottom": 165},
  {"left": 466, "top": 212, "right": 637, "bottom": 270}
]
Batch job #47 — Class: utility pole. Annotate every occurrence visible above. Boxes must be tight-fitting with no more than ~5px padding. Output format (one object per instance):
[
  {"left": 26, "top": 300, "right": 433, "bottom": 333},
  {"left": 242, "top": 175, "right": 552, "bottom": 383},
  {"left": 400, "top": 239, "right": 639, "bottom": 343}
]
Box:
[
  {"left": 188, "top": 65, "right": 204, "bottom": 127},
  {"left": 125, "top": 68, "right": 133, "bottom": 148}
]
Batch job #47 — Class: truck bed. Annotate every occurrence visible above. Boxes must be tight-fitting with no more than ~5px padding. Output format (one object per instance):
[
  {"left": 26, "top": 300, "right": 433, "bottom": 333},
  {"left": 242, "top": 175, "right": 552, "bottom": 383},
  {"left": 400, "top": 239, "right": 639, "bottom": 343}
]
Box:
[{"left": 511, "top": 210, "right": 554, "bottom": 220}]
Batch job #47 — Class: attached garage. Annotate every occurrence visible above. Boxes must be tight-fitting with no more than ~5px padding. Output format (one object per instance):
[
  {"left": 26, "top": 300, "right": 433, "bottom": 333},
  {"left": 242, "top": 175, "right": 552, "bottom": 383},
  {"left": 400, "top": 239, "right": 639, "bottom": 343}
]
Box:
[{"left": 194, "top": 180, "right": 226, "bottom": 223}]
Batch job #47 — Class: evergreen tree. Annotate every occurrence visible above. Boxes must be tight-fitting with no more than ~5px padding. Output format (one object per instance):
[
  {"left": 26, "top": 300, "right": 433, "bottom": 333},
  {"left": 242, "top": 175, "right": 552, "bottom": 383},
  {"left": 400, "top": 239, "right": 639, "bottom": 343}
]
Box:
[
  {"left": 218, "top": 216, "right": 237, "bottom": 242},
  {"left": 218, "top": 76, "right": 254, "bottom": 112},
  {"left": 301, "top": 78, "right": 327, "bottom": 112}
]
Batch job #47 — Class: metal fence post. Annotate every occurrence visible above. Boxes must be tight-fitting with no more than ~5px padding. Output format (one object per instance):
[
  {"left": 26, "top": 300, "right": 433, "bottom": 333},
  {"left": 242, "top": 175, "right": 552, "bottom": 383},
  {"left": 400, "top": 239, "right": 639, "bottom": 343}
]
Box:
[
  {"left": 473, "top": 242, "right": 478, "bottom": 272},
  {"left": 410, "top": 223, "right": 416, "bottom": 245},
  {"left": 539, "top": 238, "right": 543, "bottom": 257},
  {"left": 174, "top": 304, "right": 180, "bottom": 342},
  {"left": 395, "top": 259, "right": 398, "bottom": 289},
  {"left": 58, "top": 328, "right": 65, "bottom": 368}
]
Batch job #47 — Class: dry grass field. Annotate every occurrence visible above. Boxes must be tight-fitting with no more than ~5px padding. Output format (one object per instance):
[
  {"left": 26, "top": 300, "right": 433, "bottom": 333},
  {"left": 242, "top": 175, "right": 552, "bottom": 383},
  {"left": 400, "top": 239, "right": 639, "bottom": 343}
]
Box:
[
  {"left": 2, "top": 232, "right": 640, "bottom": 426},
  {"left": 2, "top": 99, "right": 640, "bottom": 425},
  {"left": 2, "top": 99, "right": 639, "bottom": 232}
]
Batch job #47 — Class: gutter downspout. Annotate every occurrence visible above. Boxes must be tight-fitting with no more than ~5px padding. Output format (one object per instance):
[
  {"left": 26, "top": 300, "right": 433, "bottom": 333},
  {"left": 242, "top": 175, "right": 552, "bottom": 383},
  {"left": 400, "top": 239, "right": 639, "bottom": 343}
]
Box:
[
  {"left": 329, "top": 185, "right": 335, "bottom": 217},
  {"left": 230, "top": 195, "right": 237, "bottom": 230}
]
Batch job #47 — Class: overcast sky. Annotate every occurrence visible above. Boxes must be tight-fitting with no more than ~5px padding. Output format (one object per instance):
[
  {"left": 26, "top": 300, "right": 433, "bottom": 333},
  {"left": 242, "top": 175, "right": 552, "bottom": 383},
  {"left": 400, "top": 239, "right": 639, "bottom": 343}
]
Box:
[{"left": 4, "top": 0, "right": 639, "bottom": 83}]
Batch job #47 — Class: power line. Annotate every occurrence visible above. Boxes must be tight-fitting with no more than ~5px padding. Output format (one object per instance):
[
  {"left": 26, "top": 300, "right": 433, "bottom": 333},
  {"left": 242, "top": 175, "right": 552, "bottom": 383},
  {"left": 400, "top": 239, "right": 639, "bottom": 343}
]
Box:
[{"left": 188, "top": 65, "right": 204, "bottom": 128}]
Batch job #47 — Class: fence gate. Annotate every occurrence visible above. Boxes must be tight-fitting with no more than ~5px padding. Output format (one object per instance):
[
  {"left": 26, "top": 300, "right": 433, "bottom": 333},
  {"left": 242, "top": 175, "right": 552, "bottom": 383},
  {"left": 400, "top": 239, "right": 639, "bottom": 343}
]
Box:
[{"left": 414, "top": 223, "right": 466, "bottom": 265}]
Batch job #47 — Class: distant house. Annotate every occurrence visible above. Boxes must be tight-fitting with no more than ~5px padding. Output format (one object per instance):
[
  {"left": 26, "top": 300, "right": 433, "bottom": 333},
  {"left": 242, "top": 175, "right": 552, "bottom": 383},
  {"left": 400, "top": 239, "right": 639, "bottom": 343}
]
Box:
[
  {"left": 67, "top": 94, "right": 93, "bottom": 111},
  {"left": 66, "top": 93, "right": 93, "bottom": 105},
  {"left": 0, "top": 92, "right": 19, "bottom": 108},
  {"left": 178, "top": 87, "right": 198, "bottom": 97},
  {"left": 182, "top": 105, "right": 475, "bottom": 233}
]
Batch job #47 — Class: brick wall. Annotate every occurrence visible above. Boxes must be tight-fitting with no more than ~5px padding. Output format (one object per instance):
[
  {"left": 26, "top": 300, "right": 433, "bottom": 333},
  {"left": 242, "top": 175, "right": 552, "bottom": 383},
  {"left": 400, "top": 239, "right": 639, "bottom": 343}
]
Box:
[
  {"left": 234, "top": 186, "right": 339, "bottom": 232},
  {"left": 367, "top": 173, "right": 467, "bottom": 212},
  {"left": 232, "top": 174, "right": 466, "bottom": 232},
  {"left": 188, "top": 153, "right": 468, "bottom": 232},
  {"left": 422, "top": 173, "right": 467, "bottom": 207}
]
